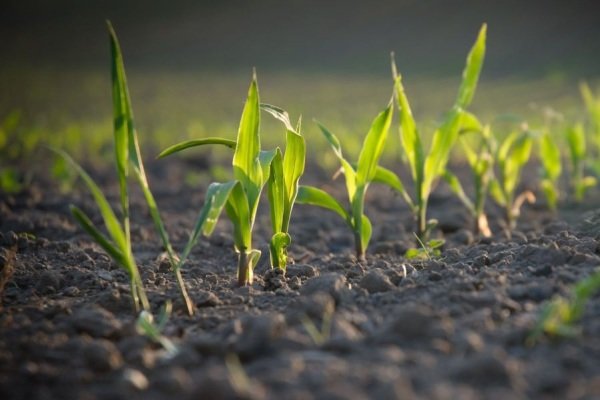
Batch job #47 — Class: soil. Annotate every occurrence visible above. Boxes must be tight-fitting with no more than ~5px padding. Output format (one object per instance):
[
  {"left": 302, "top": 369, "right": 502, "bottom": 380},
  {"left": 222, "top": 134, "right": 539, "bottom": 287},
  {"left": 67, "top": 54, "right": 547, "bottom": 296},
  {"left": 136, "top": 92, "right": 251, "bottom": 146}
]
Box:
[{"left": 1, "top": 158, "right": 599, "bottom": 400}]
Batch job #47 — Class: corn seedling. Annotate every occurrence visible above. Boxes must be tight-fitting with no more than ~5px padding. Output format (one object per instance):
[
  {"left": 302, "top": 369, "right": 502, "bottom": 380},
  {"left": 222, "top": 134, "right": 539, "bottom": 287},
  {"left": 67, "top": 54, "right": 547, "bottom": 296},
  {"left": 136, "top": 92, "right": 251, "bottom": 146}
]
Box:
[
  {"left": 538, "top": 129, "right": 562, "bottom": 210},
  {"left": 50, "top": 23, "right": 160, "bottom": 313},
  {"left": 262, "top": 105, "right": 306, "bottom": 270},
  {"left": 566, "top": 123, "right": 596, "bottom": 202},
  {"left": 295, "top": 101, "right": 394, "bottom": 260},
  {"left": 404, "top": 234, "right": 444, "bottom": 260},
  {"left": 159, "top": 72, "right": 277, "bottom": 286},
  {"left": 391, "top": 23, "right": 487, "bottom": 241},
  {"left": 489, "top": 127, "right": 535, "bottom": 232},
  {"left": 442, "top": 124, "right": 494, "bottom": 237},
  {"left": 136, "top": 300, "right": 178, "bottom": 357},
  {"left": 107, "top": 23, "right": 193, "bottom": 314},
  {"left": 530, "top": 268, "right": 600, "bottom": 341}
]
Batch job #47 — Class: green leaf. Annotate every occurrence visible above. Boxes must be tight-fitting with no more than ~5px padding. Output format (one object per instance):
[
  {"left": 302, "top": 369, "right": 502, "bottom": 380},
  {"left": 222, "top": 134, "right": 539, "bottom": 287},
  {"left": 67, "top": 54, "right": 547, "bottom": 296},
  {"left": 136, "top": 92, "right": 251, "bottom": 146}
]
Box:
[
  {"left": 52, "top": 148, "right": 127, "bottom": 251},
  {"left": 225, "top": 181, "right": 252, "bottom": 251},
  {"left": 404, "top": 248, "right": 423, "bottom": 260},
  {"left": 296, "top": 185, "right": 349, "bottom": 221},
  {"left": 442, "top": 170, "right": 474, "bottom": 213},
  {"left": 258, "top": 149, "right": 278, "bottom": 190},
  {"left": 359, "top": 214, "right": 372, "bottom": 255},
  {"left": 566, "top": 124, "right": 585, "bottom": 164},
  {"left": 282, "top": 126, "right": 306, "bottom": 209},
  {"left": 247, "top": 249, "right": 262, "bottom": 271},
  {"left": 316, "top": 121, "right": 357, "bottom": 200},
  {"left": 260, "top": 103, "right": 294, "bottom": 131},
  {"left": 157, "top": 138, "right": 236, "bottom": 159},
  {"left": 268, "top": 150, "right": 285, "bottom": 234},
  {"left": 269, "top": 232, "right": 291, "bottom": 270},
  {"left": 541, "top": 179, "right": 558, "bottom": 210},
  {"left": 423, "top": 109, "right": 463, "bottom": 198},
  {"left": 233, "top": 73, "right": 262, "bottom": 209},
  {"left": 356, "top": 101, "right": 394, "bottom": 185},
  {"left": 580, "top": 82, "right": 600, "bottom": 135},
  {"left": 427, "top": 239, "right": 445, "bottom": 250},
  {"left": 497, "top": 131, "right": 519, "bottom": 162},
  {"left": 489, "top": 178, "right": 507, "bottom": 206},
  {"left": 503, "top": 132, "right": 533, "bottom": 195},
  {"left": 391, "top": 58, "right": 424, "bottom": 183},
  {"left": 459, "top": 111, "right": 483, "bottom": 134},
  {"left": 540, "top": 132, "right": 561, "bottom": 180},
  {"left": 455, "top": 23, "right": 487, "bottom": 109},
  {"left": 371, "top": 165, "right": 414, "bottom": 210},
  {"left": 177, "top": 181, "right": 239, "bottom": 269},
  {"left": 70, "top": 205, "right": 128, "bottom": 270},
  {"left": 459, "top": 136, "right": 478, "bottom": 168},
  {"left": 107, "top": 21, "right": 131, "bottom": 213}
]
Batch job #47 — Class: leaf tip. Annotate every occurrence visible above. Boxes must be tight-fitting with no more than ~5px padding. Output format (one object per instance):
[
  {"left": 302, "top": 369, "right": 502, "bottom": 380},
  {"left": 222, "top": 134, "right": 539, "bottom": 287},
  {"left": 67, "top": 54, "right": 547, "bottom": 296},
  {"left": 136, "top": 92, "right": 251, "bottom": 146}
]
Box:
[
  {"left": 479, "top": 23, "right": 487, "bottom": 41},
  {"left": 390, "top": 52, "right": 399, "bottom": 80}
]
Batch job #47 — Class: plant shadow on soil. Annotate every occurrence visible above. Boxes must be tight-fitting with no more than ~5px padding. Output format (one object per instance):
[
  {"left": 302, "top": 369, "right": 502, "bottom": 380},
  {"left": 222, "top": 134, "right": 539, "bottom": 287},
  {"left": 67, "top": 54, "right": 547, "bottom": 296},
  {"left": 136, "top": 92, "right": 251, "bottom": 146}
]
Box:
[{"left": 1, "top": 159, "right": 599, "bottom": 399}]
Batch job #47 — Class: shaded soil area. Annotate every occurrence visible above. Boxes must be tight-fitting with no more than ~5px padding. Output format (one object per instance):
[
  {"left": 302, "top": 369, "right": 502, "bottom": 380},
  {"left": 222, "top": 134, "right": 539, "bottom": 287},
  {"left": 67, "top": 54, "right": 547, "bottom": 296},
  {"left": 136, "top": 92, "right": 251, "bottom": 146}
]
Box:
[{"left": 1, "top": 159, "right": 600, "bottom": 399}]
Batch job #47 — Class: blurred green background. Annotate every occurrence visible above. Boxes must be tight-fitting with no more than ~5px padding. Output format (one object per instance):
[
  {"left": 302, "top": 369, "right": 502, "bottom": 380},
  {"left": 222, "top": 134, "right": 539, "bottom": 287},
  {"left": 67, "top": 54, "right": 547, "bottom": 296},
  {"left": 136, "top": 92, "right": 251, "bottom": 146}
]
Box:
[{"left": 1, "top": 0, "right": 600, "bottom": 168}]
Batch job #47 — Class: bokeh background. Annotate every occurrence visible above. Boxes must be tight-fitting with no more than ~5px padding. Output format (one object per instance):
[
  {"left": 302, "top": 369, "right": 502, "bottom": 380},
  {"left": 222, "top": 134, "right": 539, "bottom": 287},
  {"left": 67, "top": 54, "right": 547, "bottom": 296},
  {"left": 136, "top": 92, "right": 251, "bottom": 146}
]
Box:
[{"left": 2, "top": 0, "right": 600, "bottom": 165}]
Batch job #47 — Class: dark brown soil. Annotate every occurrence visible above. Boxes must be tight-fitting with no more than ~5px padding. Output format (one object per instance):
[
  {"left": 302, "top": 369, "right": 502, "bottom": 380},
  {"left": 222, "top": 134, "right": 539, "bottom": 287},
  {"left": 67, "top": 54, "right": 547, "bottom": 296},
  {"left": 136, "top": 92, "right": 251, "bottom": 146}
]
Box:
[{"left": 1, "top": 159, "right": 599, "bottom": 400}]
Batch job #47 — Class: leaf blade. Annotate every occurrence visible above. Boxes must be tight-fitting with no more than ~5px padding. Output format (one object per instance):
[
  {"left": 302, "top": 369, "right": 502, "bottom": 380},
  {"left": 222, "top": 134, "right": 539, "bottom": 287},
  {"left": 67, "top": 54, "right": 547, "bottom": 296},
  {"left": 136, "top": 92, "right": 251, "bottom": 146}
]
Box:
[
  {"left": 157, "top": 138, "right": 237, "bottom": 159},
  {"left": 356, "top": 101, "right": 394, "bottom": 185},
  {"left": 296, "top": 185, "right": 349, "bottom": 221}
]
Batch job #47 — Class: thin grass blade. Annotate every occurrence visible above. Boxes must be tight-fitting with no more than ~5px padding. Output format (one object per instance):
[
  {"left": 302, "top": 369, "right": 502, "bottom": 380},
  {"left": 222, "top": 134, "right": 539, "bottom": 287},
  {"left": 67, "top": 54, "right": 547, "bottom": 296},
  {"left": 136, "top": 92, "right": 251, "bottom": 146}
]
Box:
[
  {"left": 70, "top": 205, "right": 127, "bottom": 268},
  {"left": 107, "top": 21, "right": 132, "bottom": 221},
  {"left": 53, "top": 149, "right": 127, "bottom": 250}
]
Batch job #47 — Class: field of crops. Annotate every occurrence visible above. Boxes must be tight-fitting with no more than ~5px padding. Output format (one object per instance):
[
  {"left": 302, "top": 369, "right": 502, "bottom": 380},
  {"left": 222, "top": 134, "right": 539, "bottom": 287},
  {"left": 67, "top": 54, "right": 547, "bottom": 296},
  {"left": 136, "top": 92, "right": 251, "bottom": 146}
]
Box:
[{"left": 2, "top": 8, "right": 600, "bottom": 399}]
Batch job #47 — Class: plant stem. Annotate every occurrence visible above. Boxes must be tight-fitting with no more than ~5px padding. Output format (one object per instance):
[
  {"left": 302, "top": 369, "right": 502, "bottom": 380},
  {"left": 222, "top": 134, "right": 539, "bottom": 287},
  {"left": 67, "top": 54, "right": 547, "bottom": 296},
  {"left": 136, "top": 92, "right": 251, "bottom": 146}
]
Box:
[
  {"left": 130, "top": 268, "right": 150, "bottom": 313},
  {"left": 237, "top": 251, "right": 253, "bottom": 287},
  {"left": 354, "top": 231, "right": 365, "bottom": 261},
  {"left": 416, "top": 202, "right": 428, "bottom": 242},
  {"left": 174, "top": 267, "right": 194, "bottom": 316}
]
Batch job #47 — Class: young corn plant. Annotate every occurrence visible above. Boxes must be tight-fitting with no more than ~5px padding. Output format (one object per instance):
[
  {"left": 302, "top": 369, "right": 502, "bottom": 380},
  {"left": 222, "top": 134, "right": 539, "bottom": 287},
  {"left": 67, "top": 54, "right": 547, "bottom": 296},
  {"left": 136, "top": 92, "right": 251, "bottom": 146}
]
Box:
[
  {"left": 107, "top": 23, "right": 193, "bottom": 315},
  {"left": 566, "top": 123, "right": 596, "bottom": 202},
  {"left": 262, "top": 105, "right": 306, "bottom": 270},
  {"left": 538, "top": 129, "right": 562, "bottom": 210},
  {"left": 159, "top": 72, "right": 277, "bottom": 286},
  {"left": 295, "top": 101, "right": 394, "bottom": 260},
  {"left": 442, "top": 124, "right": 494, "bottom": 237},
  {"left": 391, "top": 23, "right": 487, "bottom": 241},
  {"left": 530, "top": 268, "right": 600, "bottom": 341},
  {"left": 489, "top": 128, "right": 535, "bottom": 232}
]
